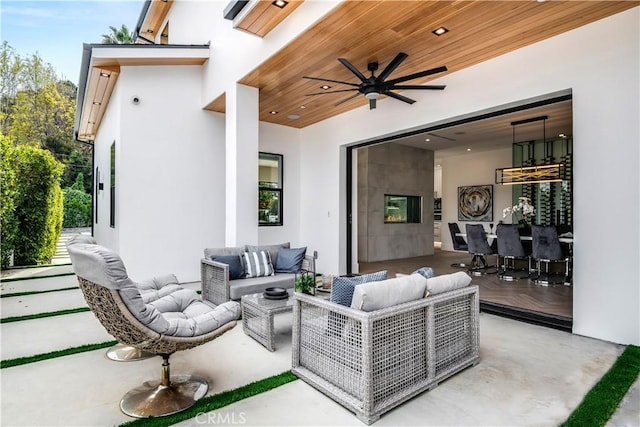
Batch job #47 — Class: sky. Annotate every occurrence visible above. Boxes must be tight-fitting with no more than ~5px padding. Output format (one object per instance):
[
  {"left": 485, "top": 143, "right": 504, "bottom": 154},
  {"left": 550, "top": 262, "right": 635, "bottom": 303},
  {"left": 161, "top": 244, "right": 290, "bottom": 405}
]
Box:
[{"left": 1, "top": 0, "right": 143, "bottom": 84}]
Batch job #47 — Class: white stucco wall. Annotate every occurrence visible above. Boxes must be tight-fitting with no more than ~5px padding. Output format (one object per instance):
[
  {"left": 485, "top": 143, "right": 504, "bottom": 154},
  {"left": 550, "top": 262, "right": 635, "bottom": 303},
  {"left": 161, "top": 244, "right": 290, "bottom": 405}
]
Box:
[
  {"left": 258, "top": 122, "right": 303, "bottom": 247},
  {"left": 92, "top": 82, "right": 121, "bottom": 252},
  {"left": 114, "top": 65, "right": 226, "bottom": 283},
  {"left": 298, "top": 8, "right": 639, "bottom": 345}
]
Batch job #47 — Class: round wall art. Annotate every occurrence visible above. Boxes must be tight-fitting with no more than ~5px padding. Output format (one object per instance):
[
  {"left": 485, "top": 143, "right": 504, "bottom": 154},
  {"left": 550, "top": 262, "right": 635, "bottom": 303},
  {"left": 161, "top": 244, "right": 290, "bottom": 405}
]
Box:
[{"left": 458, "top": 185, "right": 493, "bottom": 221}]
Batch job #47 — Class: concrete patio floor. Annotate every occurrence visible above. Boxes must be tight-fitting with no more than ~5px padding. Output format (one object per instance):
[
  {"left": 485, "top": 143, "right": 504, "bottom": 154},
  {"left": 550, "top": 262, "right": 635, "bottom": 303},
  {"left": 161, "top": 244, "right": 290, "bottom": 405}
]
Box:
[{"left": 1, "top": 266, "right": 638, "bottom": 426}]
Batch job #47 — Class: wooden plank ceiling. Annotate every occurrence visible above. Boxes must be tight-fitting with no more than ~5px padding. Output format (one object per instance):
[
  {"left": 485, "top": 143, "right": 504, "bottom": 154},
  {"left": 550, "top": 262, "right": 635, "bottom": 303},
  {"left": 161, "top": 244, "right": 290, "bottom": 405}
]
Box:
[
  {"left": 205, "top": 0, "right": 637, "bottom": 129},
  {"left": 236, "top": 0, "right": 304, "bottom": 37}
]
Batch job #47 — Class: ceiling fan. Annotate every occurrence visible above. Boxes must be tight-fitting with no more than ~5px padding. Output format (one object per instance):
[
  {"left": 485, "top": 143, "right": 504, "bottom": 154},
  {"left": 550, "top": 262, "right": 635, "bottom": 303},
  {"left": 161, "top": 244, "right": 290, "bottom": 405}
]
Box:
[{"left": 303, "top": 52, "right": 447, "bottom": 110}]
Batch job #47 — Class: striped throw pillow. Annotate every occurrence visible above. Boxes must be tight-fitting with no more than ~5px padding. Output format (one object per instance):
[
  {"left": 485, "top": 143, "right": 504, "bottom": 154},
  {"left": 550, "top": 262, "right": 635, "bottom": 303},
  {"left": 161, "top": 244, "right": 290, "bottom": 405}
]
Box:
[{"left": 242, "top": 251, "right": 275, "bottom": 278}]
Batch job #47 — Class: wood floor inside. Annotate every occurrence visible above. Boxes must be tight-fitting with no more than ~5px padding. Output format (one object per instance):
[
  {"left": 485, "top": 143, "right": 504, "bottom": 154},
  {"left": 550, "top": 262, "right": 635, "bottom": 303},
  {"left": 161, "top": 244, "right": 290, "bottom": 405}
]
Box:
[{"left": 358, "top": 248, "right": 573, "bottom": 331}]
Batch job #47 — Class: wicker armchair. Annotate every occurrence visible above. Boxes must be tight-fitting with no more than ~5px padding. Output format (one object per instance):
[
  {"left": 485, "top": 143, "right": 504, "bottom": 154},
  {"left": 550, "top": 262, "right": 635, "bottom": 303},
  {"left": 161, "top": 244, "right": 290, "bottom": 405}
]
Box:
[
  {"left": 67, "top": 238, "right": 240, "bottom": 418},
  {"left": 292, "top": 285, "right": 480, "bottom": 425}
]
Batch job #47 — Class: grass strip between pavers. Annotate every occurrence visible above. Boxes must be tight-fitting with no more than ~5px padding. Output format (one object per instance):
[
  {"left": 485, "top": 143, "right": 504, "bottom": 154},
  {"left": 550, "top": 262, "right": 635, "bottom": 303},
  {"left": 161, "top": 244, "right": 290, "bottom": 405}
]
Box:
[
  {"left": 1, "top": 340, "right": 118, "bottom": 369},
  {"left": 120, "top": 371, "right": 298, "bottom": 427},
  {"left": 1, "top": 272, "right": 75, "bottom": 282},
  {"left": 1, "top": 287, "right": 78, "bottom": 298},
  {"left": 0, "top": 307, "right": 90, "bottom": 323},
  {"left": 562, "top": 345, "right": 640, "bottom": 427}
]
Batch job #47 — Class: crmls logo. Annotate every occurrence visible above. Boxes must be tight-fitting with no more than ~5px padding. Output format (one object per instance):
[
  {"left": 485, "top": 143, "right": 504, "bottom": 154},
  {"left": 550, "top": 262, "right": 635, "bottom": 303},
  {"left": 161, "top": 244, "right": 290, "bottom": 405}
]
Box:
[{"left": 195, "top": 411, "right": 247, "bottom": 425}]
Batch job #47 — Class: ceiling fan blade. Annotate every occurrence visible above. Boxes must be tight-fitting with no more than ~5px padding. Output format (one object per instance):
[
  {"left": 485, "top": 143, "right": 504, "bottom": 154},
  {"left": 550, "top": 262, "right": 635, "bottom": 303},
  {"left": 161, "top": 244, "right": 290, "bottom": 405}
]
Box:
[
  {"left": 334, "top": 92, "right": 361, "bottom": 106},
  {"left": 303, "top": 76, "right": 360, "bottom": 87},
  {"left": 369, "top": 98, "right": 376, "bottom": 109},
  {"left": 384, "top": 65, "right": 448, "bottom": 86},
  {"left": 383, "top": 91, "right": 416, "bottom": 105},
  {"left": 377, "top": 52, "right": 408, "bottom": 82},
  {"left": 338, "top": 58, "right": 368, "bottom": 82},
  {"left": 304, "top": 89, "right": 359, "bottom": 96},
  {"left": 389, "top": 84, "right": 446, "bottom": 90}
]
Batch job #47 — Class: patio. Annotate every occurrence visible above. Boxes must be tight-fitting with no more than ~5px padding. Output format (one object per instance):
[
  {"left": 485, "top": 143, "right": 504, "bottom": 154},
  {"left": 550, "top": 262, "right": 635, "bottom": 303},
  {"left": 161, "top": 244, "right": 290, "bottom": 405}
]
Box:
[{"left": 1, "top": 263, "right": 638, "bottom": 426}]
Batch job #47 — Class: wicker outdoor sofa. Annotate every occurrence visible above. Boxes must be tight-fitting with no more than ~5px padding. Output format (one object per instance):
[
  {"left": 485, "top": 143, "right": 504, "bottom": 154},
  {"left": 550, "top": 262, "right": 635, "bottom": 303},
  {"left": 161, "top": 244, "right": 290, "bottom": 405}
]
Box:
[
  {"left": 201, "top": 242, "right": 316, "bottom": 305},
  {"left": 292, "top": 280, "right": 480, "bottom": 424}
]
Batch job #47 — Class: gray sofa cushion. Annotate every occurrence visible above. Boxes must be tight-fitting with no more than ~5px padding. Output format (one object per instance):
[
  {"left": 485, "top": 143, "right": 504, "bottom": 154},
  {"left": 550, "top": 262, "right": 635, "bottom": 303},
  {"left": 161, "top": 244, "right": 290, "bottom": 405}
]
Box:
[
  {"left": 204, "top": 246, "right": 245, "bottom": 258},
  {"left": 426, "top": 272, "right": 472, "bottom": 296},
  {"left": 229, "top": 274, "right": 295, "bottom": 300},
  {"left": 351, "top": 274, "right": 428, "bottom": 312},
  {"left": 246, "top": 242, "right": 290, "bottom": 267}
]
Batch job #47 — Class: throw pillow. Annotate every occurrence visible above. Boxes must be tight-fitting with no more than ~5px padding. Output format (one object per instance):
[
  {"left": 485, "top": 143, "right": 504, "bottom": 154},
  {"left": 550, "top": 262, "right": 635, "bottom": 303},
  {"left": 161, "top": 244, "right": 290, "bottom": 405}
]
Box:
[
  {"left": 242, "top": 251, "right": 275, "bottom": 278},
  {"left": 351, "top": 274, "right": 428, "bottom": 312},
  {"left": 329, "top": 271, "right": 388, "bottom": 306},
  {"left": 246, "top": 242, "right": 290, "bottom": 268},
  {"left": 275, "top": 247, "right": 307, "bottom": 273},
  {"left": 426, "top": 271, "right": 472, "bottom": 296},
  {"left": 211, "top": 255, "right": 245, "bottom": 280},
  {"left": 412, "top": 266, "right": 435, "bottom": 279}
]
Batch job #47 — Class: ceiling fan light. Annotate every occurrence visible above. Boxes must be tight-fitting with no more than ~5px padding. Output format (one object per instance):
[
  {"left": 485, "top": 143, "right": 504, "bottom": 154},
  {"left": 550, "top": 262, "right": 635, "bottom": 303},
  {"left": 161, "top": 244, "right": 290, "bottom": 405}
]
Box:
[{"left": 365, "top": 92, "right": 380, "bottom": 100}]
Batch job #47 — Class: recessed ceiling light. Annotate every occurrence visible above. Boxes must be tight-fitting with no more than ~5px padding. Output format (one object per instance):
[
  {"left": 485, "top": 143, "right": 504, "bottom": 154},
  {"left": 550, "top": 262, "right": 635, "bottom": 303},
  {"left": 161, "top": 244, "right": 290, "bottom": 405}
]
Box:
[
  {"left": 92, "top": 102, "right": 101, "bottom": 106},
  {"left": 320, "top": 85, "right": 331, "bottom": 90},
  {"left": 99, "top": 72, "right": 110, "bottom": 78},
  {"left": 300, "top": 105, "right": 306, "bottom": 109},
  {"left": 466, "top": 148, "right": 472, "bottom": 152},
  {"left": 559, "top": 133, "right": 566, "bottom": 138},
  {"left": 425, "top": 138, "right": 430, "bottom": 142},
  {"left": 147, "top": 29, "right": 154, "bottom": 34},
  {"left": 270, "top": 111, "right": 278, "bottom": 115},
  {"left": 288, "top": 114, "right": 300, "bottom": 120},
  {"left": 432, "top": 27, "right": 449, "bottom": 36},
  {"left": 272, "top": 0, "right": 288, "bottom": 9}
]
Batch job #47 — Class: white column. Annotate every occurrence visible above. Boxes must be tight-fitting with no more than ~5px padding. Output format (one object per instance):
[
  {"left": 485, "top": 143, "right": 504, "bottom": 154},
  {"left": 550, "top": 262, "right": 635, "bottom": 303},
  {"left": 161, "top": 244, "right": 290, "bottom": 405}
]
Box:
[{"left": 225, "top": 83, "right": 259, "bottom": 246}]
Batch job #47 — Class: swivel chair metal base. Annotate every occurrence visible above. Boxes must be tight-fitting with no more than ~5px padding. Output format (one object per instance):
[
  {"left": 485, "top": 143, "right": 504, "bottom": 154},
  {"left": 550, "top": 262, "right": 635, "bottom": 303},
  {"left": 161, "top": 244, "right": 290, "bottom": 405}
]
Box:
[
  {"left": 120, "top": 355, "right": 208, "bottom": 418},
  {"left": 498, "top": 269, "right": 531, "bottom": 281},
  {"left": 106, "top": 343, "right": 155, "bottom": 362}
]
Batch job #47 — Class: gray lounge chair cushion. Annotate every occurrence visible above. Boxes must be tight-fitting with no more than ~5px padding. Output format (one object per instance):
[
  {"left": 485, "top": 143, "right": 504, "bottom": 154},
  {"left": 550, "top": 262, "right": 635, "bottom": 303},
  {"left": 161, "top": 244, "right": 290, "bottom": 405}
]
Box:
[
  {"left": 138, "top": 274, "right": 183, "bottom": 303},
  {"left": 68, "top": 240, "right": 241, "bottom": 337}
]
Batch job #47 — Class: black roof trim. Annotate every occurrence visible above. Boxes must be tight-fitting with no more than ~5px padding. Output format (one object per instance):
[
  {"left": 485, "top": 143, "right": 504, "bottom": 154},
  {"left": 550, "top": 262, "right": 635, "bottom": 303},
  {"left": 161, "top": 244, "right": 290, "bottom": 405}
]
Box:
[
  {"left": 81, "top": 43, "right": 210, "bottom": 50},
  {"left": 224, "top": 0, "right": 250, "bottom": 20},
  {"left": 134, "top": 0, "right": 153, "bottom": 42}
]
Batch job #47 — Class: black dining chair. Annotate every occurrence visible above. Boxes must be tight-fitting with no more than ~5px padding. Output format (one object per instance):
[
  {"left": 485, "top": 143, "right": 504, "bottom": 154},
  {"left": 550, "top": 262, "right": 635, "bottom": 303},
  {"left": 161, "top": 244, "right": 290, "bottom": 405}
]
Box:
[
  {"left": 496, "top": 223, "right": 530, "bottom": 281},
  {"left": 448, "top": 223, "right": 469, "bottom": 268},
  {"left": 531, "top": 225, "right": 570, "bottom": 285},
  {"left": 465, "top": 224, "right": 497, "bottom": 276}
]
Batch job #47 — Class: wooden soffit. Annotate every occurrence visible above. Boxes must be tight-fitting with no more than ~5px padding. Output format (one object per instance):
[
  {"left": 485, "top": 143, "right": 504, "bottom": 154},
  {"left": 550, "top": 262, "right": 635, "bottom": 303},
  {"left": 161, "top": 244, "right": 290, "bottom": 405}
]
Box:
[
  {"left": 137, "top": 0, "right": 174, "bottom": 43},
  {"left": 208, "top": 0, "right": 637, "bottom": 129},
  {"left": 77, "top": 67, "right": 119, "bottom": 142},
  {"left": 235, "top": 0, "right": 304, "bottom": 37}
]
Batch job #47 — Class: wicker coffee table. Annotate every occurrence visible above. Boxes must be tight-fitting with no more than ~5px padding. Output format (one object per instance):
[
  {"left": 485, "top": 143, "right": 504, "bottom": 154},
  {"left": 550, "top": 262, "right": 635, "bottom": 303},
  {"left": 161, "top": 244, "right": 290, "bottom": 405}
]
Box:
[{"left": 241, "top": 289, "right": 294, "bottom": 351}]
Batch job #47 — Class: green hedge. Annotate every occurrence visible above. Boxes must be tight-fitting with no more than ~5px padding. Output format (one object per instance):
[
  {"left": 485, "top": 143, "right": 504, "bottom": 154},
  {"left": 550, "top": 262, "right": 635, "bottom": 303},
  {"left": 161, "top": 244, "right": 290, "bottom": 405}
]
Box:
[
  {"left": 0, "top": 135, "right": 18, "bottom": 268},
  {"left": 11, "top": 144, "right": 64, "bottom": 266},
  {"left": 63, "top": 187, "right": 91, "bottom": 227}
]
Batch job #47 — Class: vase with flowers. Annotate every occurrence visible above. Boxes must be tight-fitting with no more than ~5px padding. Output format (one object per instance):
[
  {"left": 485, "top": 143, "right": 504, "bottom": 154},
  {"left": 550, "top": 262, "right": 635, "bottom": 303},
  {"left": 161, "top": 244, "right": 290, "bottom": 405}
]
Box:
[{"left": 503, "top": 197, "right": 535, "bottom": 235}]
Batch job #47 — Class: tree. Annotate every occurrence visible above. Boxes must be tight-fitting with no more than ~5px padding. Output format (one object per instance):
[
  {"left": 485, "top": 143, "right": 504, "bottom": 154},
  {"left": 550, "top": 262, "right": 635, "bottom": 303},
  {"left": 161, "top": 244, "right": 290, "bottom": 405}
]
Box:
[
  {"left": 0, "top": 133, "right": 18, "bottom": 268},
  {"left": 101, "top": 24, "right": 135, "bottom": 44}
]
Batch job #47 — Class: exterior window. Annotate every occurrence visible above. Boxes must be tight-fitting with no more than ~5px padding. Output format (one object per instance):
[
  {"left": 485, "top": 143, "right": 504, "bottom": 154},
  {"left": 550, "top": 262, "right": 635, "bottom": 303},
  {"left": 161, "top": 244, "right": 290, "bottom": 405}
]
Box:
[
  {"left": 110, "top": 142, "right": 115, "bottom": 228},
  {"left": 95, "top": 167, "right": 100, "bottom": 224},
  {"left": 384, "top": 194, "right": 422, "bottom": 223},
  {"left": 258, "top": 152, "right": 283, "bottom": 226}
]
